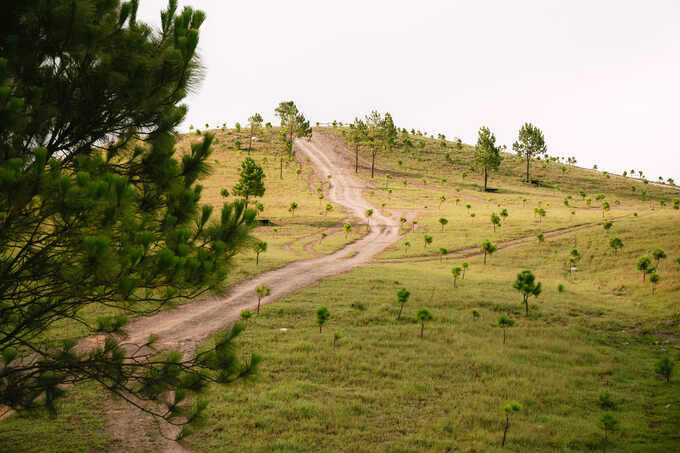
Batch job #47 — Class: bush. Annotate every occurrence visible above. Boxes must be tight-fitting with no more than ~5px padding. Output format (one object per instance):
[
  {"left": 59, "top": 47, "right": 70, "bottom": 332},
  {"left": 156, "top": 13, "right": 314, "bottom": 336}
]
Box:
[
  {"left": 599, "top": 391, "right": 617, "bottom": 409},
  {"left": 95, "top": 314, "right": 129, "bottom": 333}
]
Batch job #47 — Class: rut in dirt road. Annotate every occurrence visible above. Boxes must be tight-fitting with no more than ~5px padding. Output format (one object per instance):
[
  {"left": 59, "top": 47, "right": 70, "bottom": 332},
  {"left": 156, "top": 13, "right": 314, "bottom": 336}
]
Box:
[{"left": 122, "top": 132, "right": 402, "bottom": 350}]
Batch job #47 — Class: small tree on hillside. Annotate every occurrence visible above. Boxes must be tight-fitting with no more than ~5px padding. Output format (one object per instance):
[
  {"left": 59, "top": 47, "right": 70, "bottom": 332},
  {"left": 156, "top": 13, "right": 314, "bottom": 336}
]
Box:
[
  {"left": 652, "top": 248, "right": 667, "bottom": 269},
  {"left": 348, "top": 117, "right": 368, "bottom": 173},
  {"left": 232, "top": 157, "right": 266, "bottom": 205},
  {"left": 397, "top": 288, "right": 410, "bottom": 320},
  {"left": 404, "top": 241, "right": 411, "bottom": 255},
  {"left": 344, "top": 222, "right": 352, "bottom": 238},
  {"left": 474, "top": 126, "right": 504, "bottom": 192},
  {"left": 439, "top": 248, "right": 448, "bottom": 262},
  {"left": 439, "top": 217, "right": 449, "bottom": 231},
  {"left": 364, "top": 111, "right": 397, "bottom": 178},
  {"left": 636, "top": 256, "right": 653, "bottom": 281},
  {"left": 424, "top": 235, "right": 433, "bottom": 248},
  {"left": 253, "top": 241, "right": 267, "bottom": 264},
  {"left": 513, "top": 270, "right": 542, "bottom": 314},
  {"left": 275, "top": 101, "right": 312, "bottom": 179},
  {"left": 451, "top": 267, "right": 462, "bottom": 288},
  {"left": 600, "top": 413, "right": 619, "bottom": 453},
  {"left": 462, "top": 262, "right": 469, "bottom": 279},
  {"left": 498, "top": 315, "right": 515, "bottom": 345},
  {"left": 602, "top": 201, "right": 610, "bottom": 217},
  {"left": 603, "top": 221, "right": 613, "bottom": 232},
  {"left": 247, "top": 113, "right": 263, "bottom": 154},
  {"left": 655, "top": 357, "right": 675, "bottom": 383},
  {"left": 500, "top": 208, "right": 509, "bottom": 222},
  {"left": 240, "top": 309, "right": 253, "bottom": 328},
  {"left": 491, "top": 212, "right": 501, "bottom": 232},
  {"left": 609, "top": 237, "right": 623, "bottom": 255},
  {"left": 255, "top": 285, "right": 271, "bottom": 314},
  {"left": 481, "top": 240, "right": 498, "bottom": 264},
  {"left": 366, "top": 209, "right": 374, "bottom": 225},
  {"left": 501, "top": 401, "right": 522, "bottom": 447},
  {"left": 534, "top": 207, "right": 546, "bottom": 223},
  {"left": 649, "top": 272, "right": 660, "bottom": 295},
  {"left": 512, "top": 122, "right": 547, "bottom": 183},
  {"left": 316, "top": 306, "right": 330, "bottom": 333},
  {"left": 288, "top": 201, "right": 298, "bottom": 216},
  {"left": 417, "top": 308, "right": 433, "bottom": 338},
  {"left": 536, "top": 233, "right": 545, "bottom": 245}
]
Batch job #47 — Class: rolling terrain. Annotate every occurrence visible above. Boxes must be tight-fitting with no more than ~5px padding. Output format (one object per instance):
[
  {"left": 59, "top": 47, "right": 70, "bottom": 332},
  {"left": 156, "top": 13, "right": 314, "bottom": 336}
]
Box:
[{"left": 2, "top": 126, "right": 679, "bottom": 452}]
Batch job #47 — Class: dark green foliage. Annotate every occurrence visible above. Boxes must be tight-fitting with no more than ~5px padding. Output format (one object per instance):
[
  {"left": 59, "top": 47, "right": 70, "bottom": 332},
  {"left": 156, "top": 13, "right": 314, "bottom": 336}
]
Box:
[
  {"left": 652, "top": 248, "right": 667, "bottom": 267},
  {"left": 498, "top": 315, "right": 515, "bottom": 344},
  {"left": 473, "top": 126, "right": 503, "bottom": 191},
  {"left": 416, "top": 308, "right": 433, "bottom": 338},
  {"left": 636, "top": 256, "right": 653, "bottom": 281},
  {"left": 490, "top": 212, "right": 501, "bottom": 231},
  {"left": 316, "top": 306, "right": 330, "bottom": 333},
  {"left": 275, "top": 101, "right": 311, "bottom": 176},
  {"left": 363, "top": 111, "right": 397, "bottom": 178},
  {"left": 396, "top": 288, "right": 410, "bottom": 320},
  {"left": 451, "top": 267, "right": 461, "bottom": 288},
  {"left": 0, "top": 0, "right": 257, "bottom": 429},
  {"left": 609, "top": 237, "right": 623, "bottom": 254},
  {"left": 599, "top": 391, "right": 617, "bottom": 410},
  {"left": 232, "top": 157, "right": 265, "bottom": 203},
  {"left": 655, "top": 357, "right": 675, "bottom": 383},
  {"left": 600, "top": 412, "right": 618, "bottom": 453},
  {"left": 512, "top": 122, "right": 547, "bottom": 183},
  {"left": 481, "top": 239, "right": 498, "bottom": 264},
  {"left": 501, "top": 401, "right": 521, "bottom": 446},
  {"left": 513, "top": 270, "right": 542, "bottom": 314},
  {"left": 95, "top": 315, "right": 130, "bottom": 333},
  {"left": 253, "top": 241, "right": 267, "bottom": 265}
]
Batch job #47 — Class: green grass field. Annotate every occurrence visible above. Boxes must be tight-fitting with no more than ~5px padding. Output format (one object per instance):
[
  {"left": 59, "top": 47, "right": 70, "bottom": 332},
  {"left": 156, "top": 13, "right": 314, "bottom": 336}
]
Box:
[
  {"left": 188, "top": 211, "right": 680, "bottom": 452},
  {"left": 2, "top": 127, "right": 678, "bottom": 452}
]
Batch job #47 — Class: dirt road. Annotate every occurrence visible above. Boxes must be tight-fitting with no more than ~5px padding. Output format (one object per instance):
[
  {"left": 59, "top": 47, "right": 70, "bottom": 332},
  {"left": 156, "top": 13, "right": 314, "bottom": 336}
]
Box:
[{"left": 122, "top": 132, "right": 402, "bottom": 351}]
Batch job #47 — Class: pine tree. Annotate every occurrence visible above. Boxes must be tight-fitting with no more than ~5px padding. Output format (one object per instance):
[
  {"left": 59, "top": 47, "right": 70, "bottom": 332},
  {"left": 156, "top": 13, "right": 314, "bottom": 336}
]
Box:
[
  {"left": 474, "top": 126, "right": 504, "bottom": 191},
  {"left": 0, "top": 0, "right": 259, "bottom": 429},
  {"left": 232, "top": 157, "right": 266, "bottom": 204},
  {"left": 275, "top": 101, "right": 312, "bottom": 179},
  {"left": 512, "top": 123, "right": 547, "bottom": 183}
]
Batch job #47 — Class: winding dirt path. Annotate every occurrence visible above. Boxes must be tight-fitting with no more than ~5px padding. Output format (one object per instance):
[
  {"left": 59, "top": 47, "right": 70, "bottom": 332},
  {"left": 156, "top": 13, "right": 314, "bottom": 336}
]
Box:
[
  {"left": 104, "top": 131, "right": 404, "bottom": 451},
  {"left": 122, "top": 135, "right": 401, "bottom": 350}
]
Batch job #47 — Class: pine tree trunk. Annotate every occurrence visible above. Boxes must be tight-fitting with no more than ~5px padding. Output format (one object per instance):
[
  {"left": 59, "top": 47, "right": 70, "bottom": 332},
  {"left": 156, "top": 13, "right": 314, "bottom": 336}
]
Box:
[
  {"left": 484, "top": 250, "right": 487, "bottom": 264},
  {"left": 280, "top": 157, "right": 283, "bottom": 179},
  {"left": 484, "top": 168, "right": 488, "bottom": 191},
  {"left": 420, "top": 321, "right": 424, "bottom": 338},
  {"left": 257, "top": 298, "right": 261, "bottom": 314},
  {"left": 503, "top": 328, "right": 506, "bottom": 345},
  {"left": 526, "top": 156, "right": 530, "bottom": 183},
  {"left": 524, "top": 295, "right": 529, "bottom": 314},
  {"left": 256, "top": 253, "right": 259, "bottom": 265},
  {"left": 398, "top": 304, "right": 404, "bottom": 320},
  {"left": 248, "top": 126, "right": 253, "bottom": 154}
]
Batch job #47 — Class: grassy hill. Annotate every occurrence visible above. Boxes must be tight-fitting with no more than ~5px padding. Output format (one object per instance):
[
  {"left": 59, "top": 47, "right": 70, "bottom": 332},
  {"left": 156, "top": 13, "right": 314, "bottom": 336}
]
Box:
[{"left": 2, "top": 126, "right": 678, "bottom": 452}]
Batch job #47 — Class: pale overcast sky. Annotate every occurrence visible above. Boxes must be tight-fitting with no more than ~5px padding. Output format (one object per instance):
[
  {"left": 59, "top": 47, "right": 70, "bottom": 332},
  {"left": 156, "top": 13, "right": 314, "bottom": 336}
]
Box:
[{"left": 137, "top": 0, "right": 680, "bottom": 181}]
